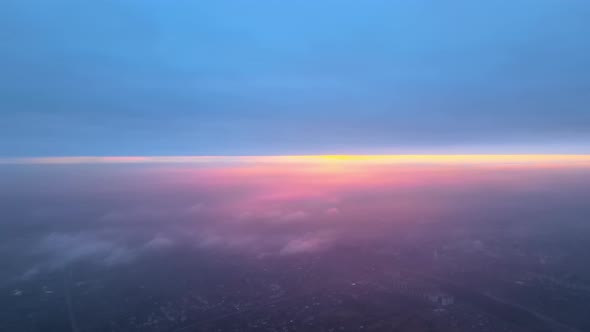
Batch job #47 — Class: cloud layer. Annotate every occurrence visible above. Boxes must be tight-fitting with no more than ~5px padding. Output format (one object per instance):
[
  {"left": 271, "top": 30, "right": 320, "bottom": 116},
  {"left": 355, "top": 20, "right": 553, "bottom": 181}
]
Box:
[{"left": 2, "top": 160, "right": 590, "bottom": 281}]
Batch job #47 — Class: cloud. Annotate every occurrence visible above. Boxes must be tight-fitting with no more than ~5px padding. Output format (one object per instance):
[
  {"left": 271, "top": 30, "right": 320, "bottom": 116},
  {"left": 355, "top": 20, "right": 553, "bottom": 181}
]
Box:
[
  {"left": 100, "top": 208, "right": 170, "bottom": 223},
  {"left": 100, "top": 203, "right": 205, "bottom": 224},
  {"left": 280, "top": 232, "right": 332, "bottom": 255},
  {"left": 278, "top": 211, "right": 308, "bottom": 223},
  {"left": 185, "top": 203, "right": 204, "bottom": 214},
  {"left": 20, "top": 267, "right": 41, "bottom": 280},
  {"left": 21, "top": 231, "right": 177, "bottom": 278},
  {"left": 43, "top": 233, "right": 135, "bottom": 264},
  {"left": 144, "top": 234, "right": 175, "bottom": 250},
  {"left": 324, "top": 207, "right": 340, "bottom": 216},
  {"left": 234, "top": 209, "right": 309, "bottom": 224},
  {"left": 196, "top": 232, "right": 259, "bottom": 250}
]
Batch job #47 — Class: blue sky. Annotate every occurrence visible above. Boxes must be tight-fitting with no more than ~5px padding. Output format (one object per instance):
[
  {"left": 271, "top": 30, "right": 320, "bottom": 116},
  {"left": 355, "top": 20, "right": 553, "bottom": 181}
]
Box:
[{"left": 1, "top": 0, "right": 589, "bottom": 156}]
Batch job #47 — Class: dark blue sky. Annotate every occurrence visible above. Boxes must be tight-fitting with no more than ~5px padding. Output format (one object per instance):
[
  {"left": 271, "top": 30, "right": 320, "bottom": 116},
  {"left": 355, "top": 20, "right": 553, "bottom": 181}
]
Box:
[{"left": 1, "top": 0, "right": 589, "bottom": 156}]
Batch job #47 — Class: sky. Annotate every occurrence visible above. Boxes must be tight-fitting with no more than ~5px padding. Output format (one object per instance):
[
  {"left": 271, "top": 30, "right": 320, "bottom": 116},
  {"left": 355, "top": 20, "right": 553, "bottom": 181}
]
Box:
[{"left": 1, "top": 0, "right": 589, "bottom": 157}]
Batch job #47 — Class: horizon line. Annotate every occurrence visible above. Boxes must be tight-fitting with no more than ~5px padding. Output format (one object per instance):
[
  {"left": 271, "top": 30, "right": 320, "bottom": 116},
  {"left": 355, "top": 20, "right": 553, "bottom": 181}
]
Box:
[{"left": 2, "top": 154, "right": 590, "bottom": 165}]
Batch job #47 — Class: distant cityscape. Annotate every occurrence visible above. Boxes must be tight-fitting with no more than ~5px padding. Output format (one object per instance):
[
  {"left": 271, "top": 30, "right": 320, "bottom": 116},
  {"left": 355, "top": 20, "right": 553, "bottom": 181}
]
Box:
[{"left": 3, "top": 216, "right": 590, "bottom": 332}]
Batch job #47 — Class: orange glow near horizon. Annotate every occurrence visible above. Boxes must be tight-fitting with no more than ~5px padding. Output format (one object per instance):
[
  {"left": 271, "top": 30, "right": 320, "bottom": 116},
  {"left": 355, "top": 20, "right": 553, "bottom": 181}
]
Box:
[
  {"left": 3, "top": 153, "right": 590, "bottom": 254},
  {"left": 2, "top": 154, "right": 590, "bottom": 166}
]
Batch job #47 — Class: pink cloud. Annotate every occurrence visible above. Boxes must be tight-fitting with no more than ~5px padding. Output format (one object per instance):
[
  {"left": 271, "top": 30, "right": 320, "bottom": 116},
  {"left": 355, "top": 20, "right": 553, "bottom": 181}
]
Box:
[
  {"left": 280, "top": 233, "right": 332, "bottom": 255},
  {"left": 324, "top": 207, "right": 340, "bottom": 216},
  {"left": 278, "top": 211, "right": 308, "bottom": 223}
]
